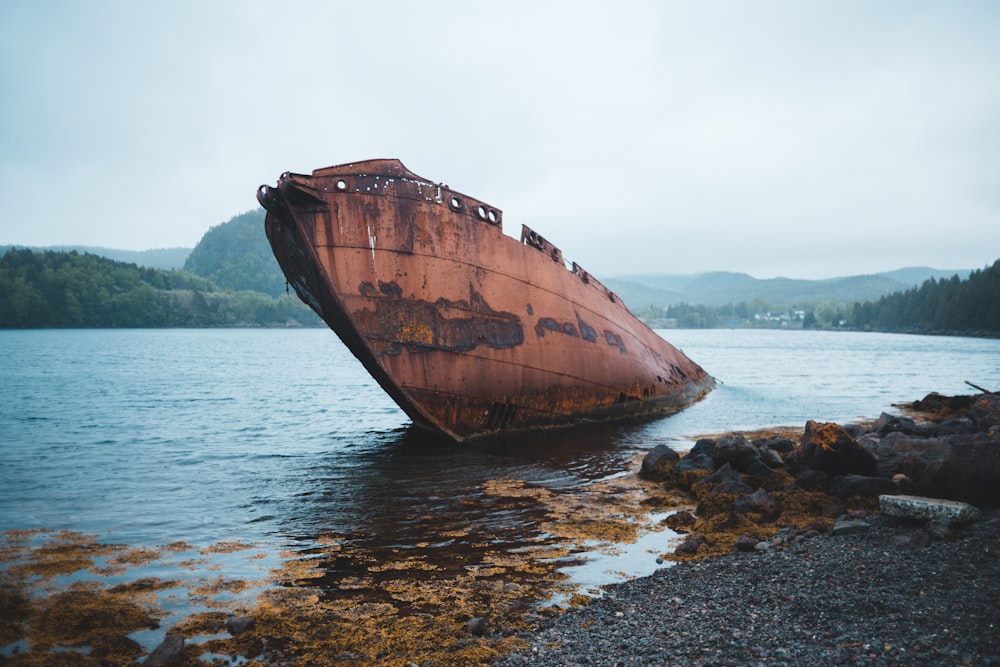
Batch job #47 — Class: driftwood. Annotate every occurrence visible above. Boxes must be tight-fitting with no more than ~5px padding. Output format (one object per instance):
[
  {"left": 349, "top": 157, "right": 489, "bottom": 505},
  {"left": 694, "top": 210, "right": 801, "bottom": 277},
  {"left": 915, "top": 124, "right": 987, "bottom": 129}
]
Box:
[{"left": 966, "top": 381, "right": 996, "bottom": 394}]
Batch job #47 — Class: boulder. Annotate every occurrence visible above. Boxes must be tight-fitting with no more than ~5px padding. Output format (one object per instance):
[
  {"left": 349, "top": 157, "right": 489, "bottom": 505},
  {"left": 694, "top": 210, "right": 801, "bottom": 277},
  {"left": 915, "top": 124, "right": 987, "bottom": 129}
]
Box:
[
  {"left": 467, "top": 617, "right": 487, "bottom": 637},
  {"left": 841, "top": 423, "right": 868, "bottom": 438},
  {"left": 873, "top": 432, "right": 951, "bottom": 494},
  {"left": 688, "top": 438, "right": 715, "bottom": 458},
  {"left": 145, "top": 632, "right": 184, "bottom": 666},
  {"left": 754, "top": 436, "right": 796, "bottom": 454},
  {"left": 827, "top": 474, "right": 895, "bottom": 500},
  {"left": 872, "top": 412, "right": 897, "bottom": 435},
  {"left": 226, "top": 616, "right": 254, "bottom": 636},
  {"left": 871, "top": 428, "right": 1000, "bottom": 505},
  {"left": 695, "top": 462, "right": 753, "bottom": 497},
  {"left": 664, "top": 509, "right": 696, "bottom": 533},
  {"left": 873, "top": 412, "right": 937, "bottom": 437},
  {"left": 793, "top": 420, "right": 876, "bottom": 476},
  {"left": 969, "top": 393, "right": 1000, "bottom": 429},
  {"left": 911, "top": 391, "right": 974, "bottom": 415},
  {"left": 946, "top": 428, "right": 1000, "bottom": 505},
  {"left": 937, "top": 417, "right": 976, "bottom": 436},
  {"left": 675, "top": 533, "right": 708, "bottom": 556},
  {"left": 745, "top": 457, "right": 778, "bottom": 478},
  {"left": 755, "top": 445, "right": 786, "bottom": 469},
  {"left": 673, "top": 439, "right": 716, "bottom": 482},
  {"left": 796, "top": 519, "right": 829, "bottom": 535},
  {"left": 734, "top": 535, "right": 761, "bottom": 552},
  {"left": 711, "top": 434, "right": 760, "bottom": 471},
  {"left": 879, "top": 494, "right": 981, "bottom": 525},
  {"left": 639, "top": 444, "right": 680, "bottom": 482},
  {"left": 734, "top": 489, "right": 776, "bottom": 515},
  {"left": 791, "top": 469, "right": 829, "bottom": 491},
  {"left": 856, "top": 433, "right": 881, "bottom": 451}
]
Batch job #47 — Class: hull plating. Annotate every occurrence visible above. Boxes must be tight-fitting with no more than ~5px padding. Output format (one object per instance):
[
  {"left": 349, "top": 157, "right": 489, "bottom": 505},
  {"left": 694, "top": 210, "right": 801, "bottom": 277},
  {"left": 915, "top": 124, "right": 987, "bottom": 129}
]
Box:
[{"left": 259, "top": 159, "right": 714, "bottom": 441}]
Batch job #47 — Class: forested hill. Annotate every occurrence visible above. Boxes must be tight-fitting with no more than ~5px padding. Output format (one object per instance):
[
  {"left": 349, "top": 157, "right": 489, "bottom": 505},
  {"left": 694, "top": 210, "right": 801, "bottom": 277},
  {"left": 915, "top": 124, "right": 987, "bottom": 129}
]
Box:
[
  {"left": 848, "top": 259, "right": 1000, "bottom": 336},
  {"left": 0, "top": 248, "right": 317, "bottom": 328},
  {"left": 2, "top": 205, "right": 996, "bottom": 334},
  {"left": 183, "top": 209, "right": 287, "bottom": 297},
  {"left": 0, "top": 245, "right": 190, "bottom": 270}
]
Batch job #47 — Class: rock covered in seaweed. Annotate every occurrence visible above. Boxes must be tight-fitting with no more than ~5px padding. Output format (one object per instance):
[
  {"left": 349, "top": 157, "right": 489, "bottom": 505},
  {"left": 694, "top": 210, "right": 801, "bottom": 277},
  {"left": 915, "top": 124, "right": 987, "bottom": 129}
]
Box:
[
  {"left": 637, "top": 444, "right": 679, "bottom": 482},
  {"left": 637, "top": 391, "right": 1000, "bottom": 559},
  {"left": 792, "top": 420, "right": 876, "bottom": 476}
]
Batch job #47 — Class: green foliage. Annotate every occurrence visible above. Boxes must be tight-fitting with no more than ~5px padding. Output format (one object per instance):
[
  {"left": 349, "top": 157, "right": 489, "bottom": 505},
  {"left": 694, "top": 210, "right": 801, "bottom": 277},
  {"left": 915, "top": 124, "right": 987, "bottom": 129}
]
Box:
[
  {"left": 636, "top": 302, "right": 719, "bottom": 328},
  {"left": 0, "top": 249, "right": 319, "bottom": 328},
  {"left": 1, "top": 245, "right": 190, "bottom": 270},
  {"left": 848, "top": 260, "right": 1000, "bottom": 335},
  {"left": 630, "top": 262, "right": 997, "bottom": 335},
  {"left": 183, "top": 209, "right": 288, "bottom": 297}
]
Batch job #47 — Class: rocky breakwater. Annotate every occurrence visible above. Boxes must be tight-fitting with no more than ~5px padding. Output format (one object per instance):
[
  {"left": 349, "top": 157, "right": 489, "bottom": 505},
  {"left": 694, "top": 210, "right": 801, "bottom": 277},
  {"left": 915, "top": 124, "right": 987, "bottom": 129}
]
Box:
[{"left": 639, "top": 391, "right": 1000, "bottom": 559}]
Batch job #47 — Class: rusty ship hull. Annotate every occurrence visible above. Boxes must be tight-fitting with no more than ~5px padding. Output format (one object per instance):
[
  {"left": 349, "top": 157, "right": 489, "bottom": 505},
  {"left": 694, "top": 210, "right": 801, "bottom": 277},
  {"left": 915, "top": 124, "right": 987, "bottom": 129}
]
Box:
[{"left": 258, "top": 159, "right": 714, "bottom": 441}]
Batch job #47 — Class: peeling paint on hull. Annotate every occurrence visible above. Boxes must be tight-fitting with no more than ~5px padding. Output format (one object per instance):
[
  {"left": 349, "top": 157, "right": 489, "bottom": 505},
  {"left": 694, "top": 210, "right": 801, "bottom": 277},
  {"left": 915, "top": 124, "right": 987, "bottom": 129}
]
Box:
[{"left": 259, "top": 159, "right": 714, "bottom": 441}]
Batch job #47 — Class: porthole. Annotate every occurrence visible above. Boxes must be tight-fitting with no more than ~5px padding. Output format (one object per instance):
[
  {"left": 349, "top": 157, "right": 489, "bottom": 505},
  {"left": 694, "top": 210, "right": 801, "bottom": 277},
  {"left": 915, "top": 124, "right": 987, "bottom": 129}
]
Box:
[
  {"left": 487, "top": 209, "right": 499, "bottom": 224},
  {"left": 449, "top": 196, "right": 463, "bottom": 210},
  {"left": 335, "top": 179, "right": 348, "bottom": 191},
  {"left": 476, "top": 205, "right": 488, "bottom": 220}
]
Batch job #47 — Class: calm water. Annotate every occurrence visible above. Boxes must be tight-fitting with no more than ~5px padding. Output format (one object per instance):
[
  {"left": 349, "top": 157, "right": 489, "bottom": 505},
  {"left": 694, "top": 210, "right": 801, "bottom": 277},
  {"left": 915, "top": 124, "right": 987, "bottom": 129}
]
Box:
[{"left": 2, "top": 327, "right": 998, "bottom": 577}]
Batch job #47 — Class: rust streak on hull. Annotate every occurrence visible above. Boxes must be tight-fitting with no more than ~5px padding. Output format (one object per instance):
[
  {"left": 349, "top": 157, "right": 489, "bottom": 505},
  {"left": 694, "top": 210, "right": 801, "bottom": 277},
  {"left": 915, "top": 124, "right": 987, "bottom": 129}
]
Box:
[{"left": 259, "top": 159, "right": 714, "bottom": 441}]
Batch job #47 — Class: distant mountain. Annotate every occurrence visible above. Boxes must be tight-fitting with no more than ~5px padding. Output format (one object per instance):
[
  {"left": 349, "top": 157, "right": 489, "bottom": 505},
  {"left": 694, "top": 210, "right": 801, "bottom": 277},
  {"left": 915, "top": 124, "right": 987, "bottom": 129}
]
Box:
[
  {"left": 607, "top": 267, "right": 972, "bottom": 310},
  {"left": 601, "top": 280, "right": 686, "bottom": 310},
  {"left": 4, "top": 220, "right": 973, "bottom": 316},
  {"left": 0, "top": 245, "right": 190, "bottom": 270},
  {"left": 876, "top": 266, "right": 971, "bottom": 286}
]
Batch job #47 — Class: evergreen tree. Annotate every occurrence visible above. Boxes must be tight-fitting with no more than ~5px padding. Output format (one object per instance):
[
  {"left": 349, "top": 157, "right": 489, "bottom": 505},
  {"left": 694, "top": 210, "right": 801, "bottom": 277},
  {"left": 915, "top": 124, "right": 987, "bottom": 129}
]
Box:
[
  {"left": 184, "top": 209, "right": 288, "bottom": 297},
  {"left": 847, "top": 260, "right": 999, "bottom": 336},
  {"left": 0, "top": 249, "right": 319, "bottom": 328}
]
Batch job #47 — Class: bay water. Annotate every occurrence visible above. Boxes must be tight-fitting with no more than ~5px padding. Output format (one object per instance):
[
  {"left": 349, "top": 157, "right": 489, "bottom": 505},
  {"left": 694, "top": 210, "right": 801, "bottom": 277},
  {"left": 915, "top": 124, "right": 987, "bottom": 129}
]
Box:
[{"left": 1, "top": 328, "right": 997, "bottom": 644}]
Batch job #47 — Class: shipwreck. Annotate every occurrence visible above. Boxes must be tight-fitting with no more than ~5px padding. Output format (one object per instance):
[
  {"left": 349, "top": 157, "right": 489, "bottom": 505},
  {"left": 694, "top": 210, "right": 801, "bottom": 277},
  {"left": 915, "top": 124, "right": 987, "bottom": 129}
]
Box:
[{"left": 258, "top": 159, "right": 714, "bottom": 441}]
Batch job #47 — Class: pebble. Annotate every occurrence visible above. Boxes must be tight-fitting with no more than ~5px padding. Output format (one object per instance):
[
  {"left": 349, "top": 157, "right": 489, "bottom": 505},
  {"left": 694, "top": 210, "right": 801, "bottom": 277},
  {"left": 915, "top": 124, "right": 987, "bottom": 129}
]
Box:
[{"left": 494, "top": 512, "right": 1000, "bottom": 666}]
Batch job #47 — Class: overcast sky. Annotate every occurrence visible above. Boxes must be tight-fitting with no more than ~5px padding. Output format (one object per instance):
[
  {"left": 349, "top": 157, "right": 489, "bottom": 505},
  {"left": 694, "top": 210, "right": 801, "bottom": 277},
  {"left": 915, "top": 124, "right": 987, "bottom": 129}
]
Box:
[{"left": 1, "top": 1, "right": 998, "bottom": 279}]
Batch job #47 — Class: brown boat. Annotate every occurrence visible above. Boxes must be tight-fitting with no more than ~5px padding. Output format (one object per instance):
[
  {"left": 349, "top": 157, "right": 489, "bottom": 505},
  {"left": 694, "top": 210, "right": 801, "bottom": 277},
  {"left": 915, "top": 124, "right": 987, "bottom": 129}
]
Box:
[{"left": 258, "top": 159, "right": 714, "bottom": 441}]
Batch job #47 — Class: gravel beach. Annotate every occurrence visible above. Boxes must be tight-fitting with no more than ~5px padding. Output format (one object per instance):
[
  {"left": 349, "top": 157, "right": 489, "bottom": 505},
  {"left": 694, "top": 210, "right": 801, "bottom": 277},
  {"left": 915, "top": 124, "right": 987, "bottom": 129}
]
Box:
[{"left": 495, "top": 511, "right": 1000, "bottom": 666}]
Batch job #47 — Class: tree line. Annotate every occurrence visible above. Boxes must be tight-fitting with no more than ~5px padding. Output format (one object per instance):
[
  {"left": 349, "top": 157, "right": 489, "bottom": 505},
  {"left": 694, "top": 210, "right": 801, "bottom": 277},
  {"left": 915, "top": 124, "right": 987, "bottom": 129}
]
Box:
[
  {"left": 634, "top": 259, "right": 999, "bottom": 337},
  {"left": 847, "top": 259, "right": 1000, "bottom": 335},
  {"left": 0, "top": 248, "right": 318, "bottom": 328},
  {"left": 2, "top": 203, "right": 996, "bottom": 337},
  {"left": 183, "top": 209, "right": 288, "bottom": 297}
]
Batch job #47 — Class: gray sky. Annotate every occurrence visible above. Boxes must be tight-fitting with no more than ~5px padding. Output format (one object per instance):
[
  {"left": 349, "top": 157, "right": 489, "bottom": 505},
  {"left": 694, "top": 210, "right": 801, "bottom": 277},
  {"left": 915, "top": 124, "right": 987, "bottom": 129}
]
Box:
[{"left": 2, "top": 1, "right": 998, "bottom": 279}]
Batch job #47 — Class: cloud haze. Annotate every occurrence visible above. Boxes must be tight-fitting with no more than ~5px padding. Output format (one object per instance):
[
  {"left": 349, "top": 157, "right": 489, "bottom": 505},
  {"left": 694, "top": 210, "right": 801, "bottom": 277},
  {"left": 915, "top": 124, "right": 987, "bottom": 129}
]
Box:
[{"left": 1, "top": 0, "right": 998, "bottom": 279}]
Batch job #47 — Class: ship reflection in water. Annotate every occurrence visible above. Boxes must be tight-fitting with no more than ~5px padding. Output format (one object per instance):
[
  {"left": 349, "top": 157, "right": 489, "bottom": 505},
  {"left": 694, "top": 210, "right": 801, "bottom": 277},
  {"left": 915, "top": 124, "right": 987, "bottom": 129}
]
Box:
[
  {"left": 225, "top": 420, "right": 688, "bottom": 663},
  {"left": 1, "top": 406, "right": 687, "bottom": 664},
  {"left": 275, "top": 419, "right": 684, "bottom": 602}
]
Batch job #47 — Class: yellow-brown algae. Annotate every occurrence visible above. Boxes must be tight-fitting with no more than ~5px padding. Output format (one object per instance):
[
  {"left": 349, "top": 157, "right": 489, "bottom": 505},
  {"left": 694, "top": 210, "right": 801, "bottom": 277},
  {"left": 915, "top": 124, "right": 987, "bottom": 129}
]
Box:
[
  {"left": 656, "top": 429, "right": 883, "bottom": 563},
  {"left": 0, "top": 532, "right": 281, "bottom": 665},
  {"left": 3, "top": 434, "right": 853, "bottom": 666},
  {"left": 4, "top": 531, "right": 119, "bottom": 582},
  {"left": 24, "top": 587, "right": 159, "bottom": 664},
  {"left": 199, "top": 541, "right": 256, "bottom": 555}
]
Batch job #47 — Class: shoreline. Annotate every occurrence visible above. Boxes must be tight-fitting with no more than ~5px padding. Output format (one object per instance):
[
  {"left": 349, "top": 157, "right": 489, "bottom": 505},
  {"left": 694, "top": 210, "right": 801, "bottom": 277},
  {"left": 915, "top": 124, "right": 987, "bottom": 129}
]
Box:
[
  {"left": 495, "top": 391, "right": 1000, "bottom": 665},
  {"left": 494, "top": 509, "right": 1000, "bottom": 666},
  {"left": 2, "top": 392, "right": 998, "bottom": 665}
]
